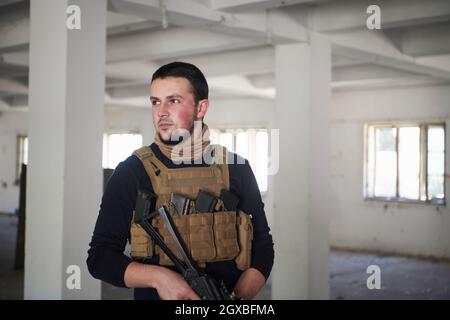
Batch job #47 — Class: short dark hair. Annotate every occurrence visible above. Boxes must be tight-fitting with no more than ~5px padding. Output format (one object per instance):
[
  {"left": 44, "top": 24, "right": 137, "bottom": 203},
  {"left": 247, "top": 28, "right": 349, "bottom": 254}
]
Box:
[{"left": 151, "top": 62, "right": 208, "bottom": 104}]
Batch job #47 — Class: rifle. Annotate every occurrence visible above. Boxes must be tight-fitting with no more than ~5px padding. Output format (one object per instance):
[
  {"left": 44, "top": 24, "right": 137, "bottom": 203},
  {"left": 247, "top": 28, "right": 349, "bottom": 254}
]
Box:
[{"left": 134, "top": 189, "right": 235, "bottom": 300}]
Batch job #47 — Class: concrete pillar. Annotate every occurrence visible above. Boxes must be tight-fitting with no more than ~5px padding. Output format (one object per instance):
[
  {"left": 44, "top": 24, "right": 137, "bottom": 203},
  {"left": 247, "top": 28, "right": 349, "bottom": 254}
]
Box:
[
  {"left": 271, "top": 34, "right": 331, "bottom": 299},
  {"left": 25, "top": 0, "right": 106, "bottom": 299}
]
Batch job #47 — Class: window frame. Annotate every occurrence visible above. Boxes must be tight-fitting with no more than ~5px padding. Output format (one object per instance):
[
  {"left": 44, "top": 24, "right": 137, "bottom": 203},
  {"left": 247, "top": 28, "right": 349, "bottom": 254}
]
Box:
[
  {"left": 209, "top": 126, "right": 269, "bottom": 194},
  {"left": 102, "top": 131, "right": 143, "bottom": 169},
  {"left": 364, "top": 122, "right": 446, "bottom": 206}
]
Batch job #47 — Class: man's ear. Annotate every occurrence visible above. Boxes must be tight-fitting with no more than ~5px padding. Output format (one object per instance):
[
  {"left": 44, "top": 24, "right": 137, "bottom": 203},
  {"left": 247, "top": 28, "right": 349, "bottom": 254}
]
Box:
[{"left": 196, "top": 99, "right": 209, "bottom": 119}]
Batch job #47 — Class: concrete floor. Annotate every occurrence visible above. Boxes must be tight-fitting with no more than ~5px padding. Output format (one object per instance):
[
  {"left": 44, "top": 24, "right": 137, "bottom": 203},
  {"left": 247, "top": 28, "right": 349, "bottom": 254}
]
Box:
[
  {"left": 0, "top": 214, "right": 22, "bottom": 300},
  {"left": 1, "top": 214, "right": 449, "bottom": 299},
  {"left": 330, "top": 250, "right": 450, "bottom": 300}
]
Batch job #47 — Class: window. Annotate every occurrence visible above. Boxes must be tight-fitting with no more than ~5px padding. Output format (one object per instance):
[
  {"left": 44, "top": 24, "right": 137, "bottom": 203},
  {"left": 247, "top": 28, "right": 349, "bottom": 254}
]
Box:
[
  {"left": 209, "top": 128, "right": 268, "bottom": 192},
  {"left": 365, "top": 123, "right": 445, "bottom": 205},
  {"left": 103, "top": 133, "right": 143, "bottom": 169},
  {"left": 16, "top": 135, "right": 28, "bottom": 183}
]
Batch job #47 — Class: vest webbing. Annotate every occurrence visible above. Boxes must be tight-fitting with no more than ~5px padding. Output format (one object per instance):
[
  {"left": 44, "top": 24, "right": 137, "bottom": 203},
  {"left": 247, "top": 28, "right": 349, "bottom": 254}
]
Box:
[
  {"left": 130, "top": 145, "right": 237, "bottom": 263},
  {"left": 133, "top": 145, "right": 230, "bottom": 207}
]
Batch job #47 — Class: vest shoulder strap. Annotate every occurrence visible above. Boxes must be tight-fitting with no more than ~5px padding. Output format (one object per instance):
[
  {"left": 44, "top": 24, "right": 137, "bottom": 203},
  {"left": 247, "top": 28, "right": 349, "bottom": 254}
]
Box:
[
  {"left": 132, "top": 144, "right": 230, "bottom": 193},
  {"left": 210, "top": 144, "right": 230, "bottom": 190},
  {"left": 132, "top": 146, "right": 167, "bottom": 192}
]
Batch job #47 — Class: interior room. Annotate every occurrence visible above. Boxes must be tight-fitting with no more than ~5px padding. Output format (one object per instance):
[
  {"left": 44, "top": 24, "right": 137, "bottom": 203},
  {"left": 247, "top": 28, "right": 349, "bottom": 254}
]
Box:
[{"left": 0, "top": 0, "right": 449, "bottom": 300}]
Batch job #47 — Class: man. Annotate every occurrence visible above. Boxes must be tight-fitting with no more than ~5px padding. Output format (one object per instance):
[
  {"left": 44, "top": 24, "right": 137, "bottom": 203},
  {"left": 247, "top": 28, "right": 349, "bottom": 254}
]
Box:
[{"left": 87, "top": 62, "right": 274, "bottom": 300}]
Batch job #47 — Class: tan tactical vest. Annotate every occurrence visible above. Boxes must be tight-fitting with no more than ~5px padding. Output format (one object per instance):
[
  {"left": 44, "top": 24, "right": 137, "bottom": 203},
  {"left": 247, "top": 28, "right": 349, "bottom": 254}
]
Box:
[{"left": 129, "top": 145, "right": 253, "bottom": 270}]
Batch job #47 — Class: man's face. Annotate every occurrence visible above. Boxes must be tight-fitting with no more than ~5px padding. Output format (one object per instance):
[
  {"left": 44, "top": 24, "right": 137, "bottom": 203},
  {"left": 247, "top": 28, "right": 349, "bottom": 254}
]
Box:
[{"left": 150, "top": 77, "right": 206, "bottom": 142}]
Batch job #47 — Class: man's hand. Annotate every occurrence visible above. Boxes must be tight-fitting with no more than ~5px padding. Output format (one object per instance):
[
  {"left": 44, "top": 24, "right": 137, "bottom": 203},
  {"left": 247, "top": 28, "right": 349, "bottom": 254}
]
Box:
[
  {"left": 154, "top": 267, "right": 201, "bottom": 300},
  {"left": 124, "top": 261, "right": 200, "bottom": 300},
  {"left": 233, "top": 268, "right": 266, "bottom": 300}
]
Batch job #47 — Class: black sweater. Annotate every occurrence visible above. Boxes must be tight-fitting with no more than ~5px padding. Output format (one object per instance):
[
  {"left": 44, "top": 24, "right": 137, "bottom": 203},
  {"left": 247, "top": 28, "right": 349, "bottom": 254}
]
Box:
[{"left": 87, "top": 143, "right": 274, "bottom": 300}]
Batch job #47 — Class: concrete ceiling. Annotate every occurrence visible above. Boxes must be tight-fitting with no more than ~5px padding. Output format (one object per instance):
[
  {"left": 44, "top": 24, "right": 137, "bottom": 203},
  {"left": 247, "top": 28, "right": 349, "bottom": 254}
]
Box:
[{"left": 1, "top": 0, "right": 450, "bottom": 111}]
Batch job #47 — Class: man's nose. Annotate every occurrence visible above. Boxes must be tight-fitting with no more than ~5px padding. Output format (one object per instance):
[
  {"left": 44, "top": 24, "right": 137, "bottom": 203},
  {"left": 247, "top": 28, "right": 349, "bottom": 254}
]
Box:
[{"left": 158, "top": 101, "right": 170, "bottom": 117}]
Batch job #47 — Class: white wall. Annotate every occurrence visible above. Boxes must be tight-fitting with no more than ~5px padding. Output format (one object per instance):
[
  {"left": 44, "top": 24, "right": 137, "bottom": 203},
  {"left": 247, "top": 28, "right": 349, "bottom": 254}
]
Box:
[
  {"left": 330, "top": 84, "right": 450, "bottom": 259},
  {"left": 207, "top": 97, "right": 274, "bottom": 129},
  {"left": 105, "top": 106, "right": 155, "bottom": 145}
]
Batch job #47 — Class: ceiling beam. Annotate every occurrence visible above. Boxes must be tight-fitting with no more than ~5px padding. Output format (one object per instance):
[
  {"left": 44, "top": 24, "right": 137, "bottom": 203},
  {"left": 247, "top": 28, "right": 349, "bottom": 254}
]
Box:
[
  {"left": 0, "top": 51, "right": 28, "bottom": 65},
  {"left": 331, "top": 30, "right": 450, "bottom": 80},
  {"left": 211, "top": 0, "right": 322, "bottom": 12},
  {"left": 108, "top": 0, "right": 307, "bottom": 43},
  {"left": 106, "top": 60, "right": 160, "bottom": 80},
  {"left": 157, "top": 46, "right": 274, "bottom": 78},
  {"left": 331, "top": 54, "right": 366, "bottom": 67},
  {"left": 2, "top": 42, "right": 273, "bottom": 84},
  {"left": 0, "top": 8, "right": 158, "bottom": 53},
  {"left": 0, "top": 13, "right": 268, "bottom": 65},
  {"left": 0, "top": 0, "right": 29, "bottom": 52},
  {"left": 0, "top": 98, "right": 9, "bottom": 111},
  {"left": 331, "top": 76, "right": 449, "bottom": 91},
  {"left": 107, "top": 27, "right": 262, "bottom": 62},
  {"left": 0, "top": 62, "right": 28, "bottom": 77},
  {"left": 0, "top": 16, "right": 29, "bottom": 53},
  {"left": 246, "top": 63, "right": 424, "bottom": 89},
  {"left": 107, "top": 11, "right": 161, "bottom": 35},
  {"left": 312, "top": 0, "right": 450, "bottom": 33},
  {"left": 106, "top": 76, "right": 275, "bottom": 101},
  {"left": 246, "top": 72, "right": 274, "bottom": 88},
  {"left": 107, "top": 10, "right": 147, "bottom": 28},
  {"left": 332, "top": 64, "right": 420, "bottom": 82},
  {"left": 106, "top": 46, "right": 274, "bottom": 97},
  {"left": 401, "top": 24, "right": 450, "bottom": 57},
  {"left": 3, "top": 94, "right": 27, "bottom": 106},
  {"left": 107, "top": 83, "right": 148, "bottom": 98},
  {"left": 0, "top": 78, "right": 28, "bottom": 96},
  {"left": 416, "top": 55, "right": 450, "bottom": 73},
  {"left": 109, "top": 61, "right": 424, "bottom": 98},
  {"left": 0, "top": 0, "right": 24, "bottom": 6}
]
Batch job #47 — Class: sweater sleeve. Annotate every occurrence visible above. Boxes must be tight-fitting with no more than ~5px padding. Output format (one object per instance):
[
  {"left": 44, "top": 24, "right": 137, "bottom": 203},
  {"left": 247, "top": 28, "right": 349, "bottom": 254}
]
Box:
[
  {"left": 230, "top": 159, "right": 275, "bottom": 280},
  {"left": 86, "top": 160, "right": 139, "bottom": 288}
]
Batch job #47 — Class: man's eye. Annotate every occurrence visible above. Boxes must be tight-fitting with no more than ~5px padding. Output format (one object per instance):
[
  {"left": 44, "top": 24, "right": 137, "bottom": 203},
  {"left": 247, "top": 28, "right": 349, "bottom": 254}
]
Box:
[
  {"left": 171, "top": 99, "right": 181, "bottom": 104},
  {"left": 151, "top": 100, "right": 161, "bottom": 106}
]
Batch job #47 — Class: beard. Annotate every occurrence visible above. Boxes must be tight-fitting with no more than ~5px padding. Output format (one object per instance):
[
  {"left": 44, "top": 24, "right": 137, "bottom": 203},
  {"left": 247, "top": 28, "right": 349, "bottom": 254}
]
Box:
[
  {"left": 158, "top": 132, "right": 182, "bottom": 145},
  {"left": 158, "top": 120, "right": 197, "bottom": 145}
]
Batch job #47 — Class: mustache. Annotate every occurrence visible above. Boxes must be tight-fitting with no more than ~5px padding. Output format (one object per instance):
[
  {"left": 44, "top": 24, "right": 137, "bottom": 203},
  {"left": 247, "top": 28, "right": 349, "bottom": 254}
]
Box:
[{"left": 158, "top": 119, "right": 174, "bottom": 125}]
